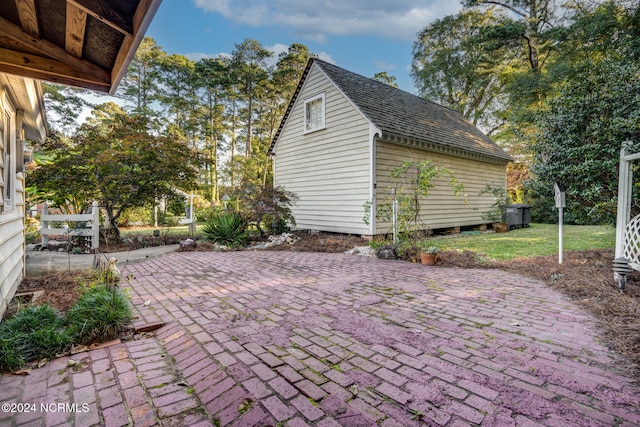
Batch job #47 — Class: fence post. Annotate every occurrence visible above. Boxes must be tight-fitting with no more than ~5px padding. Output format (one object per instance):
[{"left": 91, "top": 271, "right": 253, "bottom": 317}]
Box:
[
  {"left": 91, "top": 201, "right": 99, "bottom": 249},
  {"left": 41, "top": 202, "right": 49, "bottom": 248}
]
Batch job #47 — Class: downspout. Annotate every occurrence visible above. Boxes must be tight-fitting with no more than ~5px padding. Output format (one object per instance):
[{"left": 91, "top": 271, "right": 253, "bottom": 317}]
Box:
[{"left": 369, "top": 124, "right": 382, "bottom": 236}]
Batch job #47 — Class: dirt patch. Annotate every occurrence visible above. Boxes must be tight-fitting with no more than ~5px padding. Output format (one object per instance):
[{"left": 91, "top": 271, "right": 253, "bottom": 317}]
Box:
[
  {"left": 6, "top": 272, "right": 94, "bottom": 318},
  {"left": 261, "top": 231, "right": 369, "bottom": 252}
]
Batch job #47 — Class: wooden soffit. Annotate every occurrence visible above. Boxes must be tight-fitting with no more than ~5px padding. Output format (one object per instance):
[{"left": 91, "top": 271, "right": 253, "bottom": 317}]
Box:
[{"left": 0, "top": 0, "right": 162, "bottom": 94}]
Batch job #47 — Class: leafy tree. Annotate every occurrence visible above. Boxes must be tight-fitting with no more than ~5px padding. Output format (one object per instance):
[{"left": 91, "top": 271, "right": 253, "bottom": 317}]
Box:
[
  {"left": 527, "top": 2, "right": 640, "bottom": 224},
  {"left": 159, "top": 54, "right": 199, "bottom": 136},
  {"left": 195, "top": 57, "right": 231, "bottom": 203},
  {"left": 116, "top": 37, "right": 165, "bottom": 121},
  {"left": 372, "top": 72, "right": 398, "bottom": 88},
  {"left": 230, "top": 39, "right": 272, "bottom": 158},
  {"left": 462, "top": 0, "right": 559, "bottom": 72},
  {"left": 411, "top": 8, "right": 512, "bottom": 132},
  {"left": 30, "top": 103, "right": 200, "bottom": 238},
  {"left": 232, "top": 184, "right": 298, "bottom": 236},
  {"left": 42, "top": 83, "right": 91, "bottom": 133}
]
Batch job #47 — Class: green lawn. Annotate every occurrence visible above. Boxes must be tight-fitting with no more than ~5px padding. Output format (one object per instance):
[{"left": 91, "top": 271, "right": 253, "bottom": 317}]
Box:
[
  {"left": 120, "top": 225, "right": 203, "bottom": 238},
  {"left": 424, "top": 223, "right": 615, "bottom": 260}
]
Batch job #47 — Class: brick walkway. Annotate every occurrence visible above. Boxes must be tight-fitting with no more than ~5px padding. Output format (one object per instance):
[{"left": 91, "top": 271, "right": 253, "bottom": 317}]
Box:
[{"left": 1, "top": 251, "right": 639, "bottom": 426}]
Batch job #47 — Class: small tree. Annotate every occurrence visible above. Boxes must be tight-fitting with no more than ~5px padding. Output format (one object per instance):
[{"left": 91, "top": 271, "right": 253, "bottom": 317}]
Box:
[
  {"left": 365, "top": 160, "right": 464, "bottom": 238},
  {"left": 479, "top": 183, "right": 510, "bottom": 223},
  {"left": 30, "top": 103, "right": 201, "bottom": 239},
  {"left": 233, "top": 185, "right": 298, "bottom": 236}
]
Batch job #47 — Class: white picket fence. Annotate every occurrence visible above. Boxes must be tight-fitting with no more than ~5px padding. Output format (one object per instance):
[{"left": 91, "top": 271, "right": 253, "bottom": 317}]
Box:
[{"left": 40, "top": 201, "right": 100, "bottom": 249}]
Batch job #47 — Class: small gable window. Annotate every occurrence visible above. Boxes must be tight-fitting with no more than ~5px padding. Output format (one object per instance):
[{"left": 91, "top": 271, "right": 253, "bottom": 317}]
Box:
[{"left": 304, "top": 93, "right": 325, "bottom": 133}]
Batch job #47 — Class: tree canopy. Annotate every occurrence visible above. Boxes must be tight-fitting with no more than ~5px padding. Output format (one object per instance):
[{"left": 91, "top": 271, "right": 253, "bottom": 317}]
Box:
[
  {"left": 30, "top": 103, "right": 201, "bottom": 237},
  {"left": 412, "top": 0, "right": 640, "bottom": 224}
]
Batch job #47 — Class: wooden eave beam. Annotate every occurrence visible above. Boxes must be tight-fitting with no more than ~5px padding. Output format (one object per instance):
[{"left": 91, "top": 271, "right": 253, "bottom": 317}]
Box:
[
  {"left": 15, "top": 0, "right": 39, "bottom": 38},
  {"left": 0, "top": 15, "right": 110, "bottom": 85},
  {"left": 67, "top": 0, "right": 134, "bottom": 37},
  {"left": 0, "top": 47, "right": 110, "bottom": 91},
  {"left": 66, "top": 2, "right": 88, "bottom": 58},
  {"left": 109, "top": 0, "right": 162, "bottom": 94}
]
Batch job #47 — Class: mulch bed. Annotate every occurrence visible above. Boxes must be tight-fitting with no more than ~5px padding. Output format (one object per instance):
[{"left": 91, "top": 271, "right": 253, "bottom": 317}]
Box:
[{"left": 14, "top": 231, "right": 640, "bottom": 378}]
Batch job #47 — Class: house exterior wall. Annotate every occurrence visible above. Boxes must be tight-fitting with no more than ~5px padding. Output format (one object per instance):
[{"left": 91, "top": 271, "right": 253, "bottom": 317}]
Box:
[
  {"left": 374, "top": 140, "right": 507, "bottom": 234},
  {"left": 0, "top": 88, "right": 24, "bottom": 317},
  {"left": 273, "top": 64, "right": 373, "bottom": 234},
  {"left": 0, "top": 76, "right": 45, "bottom": 319}
]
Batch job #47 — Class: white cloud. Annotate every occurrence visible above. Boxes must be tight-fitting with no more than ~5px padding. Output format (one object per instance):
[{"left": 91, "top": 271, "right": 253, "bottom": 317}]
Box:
[
  {"left": 183, "top": 52, "right": 231, "bottom": 62},
  {"left": 192, "top": 0, "right": 462, "bottom": 42},
  {"left": 375, "top": 60, "right": 397, "bottom": 71}
]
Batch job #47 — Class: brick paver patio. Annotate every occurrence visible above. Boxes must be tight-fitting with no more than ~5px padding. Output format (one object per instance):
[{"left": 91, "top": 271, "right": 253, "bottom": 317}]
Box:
[{"left": 1, "top": 251, "right": 639, "bottom": 426}]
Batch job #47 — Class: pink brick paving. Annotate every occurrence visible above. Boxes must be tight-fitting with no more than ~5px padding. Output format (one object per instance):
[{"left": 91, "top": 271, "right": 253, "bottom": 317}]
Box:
[{"left": 1, "top": 251, "right": 639, "bottom": 426}]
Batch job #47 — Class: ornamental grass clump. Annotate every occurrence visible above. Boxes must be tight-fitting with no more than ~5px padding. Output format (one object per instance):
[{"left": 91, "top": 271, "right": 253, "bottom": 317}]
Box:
[
  {"left": 202, "top": 212, "right": 248, "bottom": 247},
  {"left": 0, "top": 305, "right": 71, "bottom": 372},
  {"left": 65, "top": 285, "right": 132, "bottom": 345},
  {"left": 0, "top": 284, "right": 133, "bottom": 372}
]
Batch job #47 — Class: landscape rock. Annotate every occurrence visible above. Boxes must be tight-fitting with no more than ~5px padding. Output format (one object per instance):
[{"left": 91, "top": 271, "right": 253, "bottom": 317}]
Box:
[
  {"left": 264, "top": 232, "right": 299, "bottom": 248},
  {"left": 179, "top": 238, "right": 197, "bottom": 250},
  {"left": 375, "top": 244, "right": 398, "bottom": 260},
  {"left": 46, "top": 240, "right": 68, "bottom": 252},
  {"left": 345, "top": 246, "right": 375, "bottom": 257}
]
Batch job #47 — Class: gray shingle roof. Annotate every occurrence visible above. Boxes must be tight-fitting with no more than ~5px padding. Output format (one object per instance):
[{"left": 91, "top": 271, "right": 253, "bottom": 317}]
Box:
[{"left": 271, "top": 58, "right": 512, "bottom": 162}]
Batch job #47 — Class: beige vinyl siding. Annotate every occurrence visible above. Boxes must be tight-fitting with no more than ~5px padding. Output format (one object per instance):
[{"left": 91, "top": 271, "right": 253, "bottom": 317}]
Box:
[
  {"left": 0, "top": 173, "right": 25, "bottom": 316},
  {"left": 374, "top": 141, "right": 506, "bottom": 234},
  {"left": 274, "top": 64, "right": 372, "bottom": 234}
]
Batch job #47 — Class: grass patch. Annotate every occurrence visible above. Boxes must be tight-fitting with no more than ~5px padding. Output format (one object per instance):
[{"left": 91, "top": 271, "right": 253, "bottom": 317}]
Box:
[
  {"left": 65, "top": 285, "right": 133, "bottom": 345},
  {"left": 120, "top": 225, "right": 203, "bottom": 238},
  {"left": 422, "top": 223, "right": 615, "bottom": 261},
  {"left": 0, "top": 306, "right": 71, "bottom": 371},
  {"left": 0, "top": 284, "right": 132, "bottom": 372}
]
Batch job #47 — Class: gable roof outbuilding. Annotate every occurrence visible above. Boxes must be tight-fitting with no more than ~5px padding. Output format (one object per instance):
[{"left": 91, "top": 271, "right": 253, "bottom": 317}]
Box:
[{"left": 270, "top": 58, "right": 511, "bottom": 164}]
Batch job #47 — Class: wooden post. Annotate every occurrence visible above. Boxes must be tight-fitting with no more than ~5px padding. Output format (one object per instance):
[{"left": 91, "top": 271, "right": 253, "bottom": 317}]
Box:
[
  {"left": 91, "top": 201, "right": 99, "bottom": 249},
  {"left": 41, "top": 201, "right": 48, "bottom": 248},
  {"left": 554, "top": 183, "right": 566, "bottom": 265},
  {"left": 392, "top": 188, "right": 398, "bottom": 244},
  {"left": 615, "top": 141, "right": 634, "bottom": 259}
]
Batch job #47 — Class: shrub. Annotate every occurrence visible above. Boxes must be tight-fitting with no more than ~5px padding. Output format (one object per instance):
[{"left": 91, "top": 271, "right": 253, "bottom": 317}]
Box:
[
  {"left": 0, "top": 306, "right": 70, "bottom": 372},
  {"left": 65, "top": 285, "right": 132, "bottom": 345},
  {"left": 202, "top": 213, "right": 248, "bottom": 247},
  {"left": 0, "top": 284, "right": 133, "bottom": 372},
  {"left": 230, "top": 185, "right": 298, "bottom": 237}
]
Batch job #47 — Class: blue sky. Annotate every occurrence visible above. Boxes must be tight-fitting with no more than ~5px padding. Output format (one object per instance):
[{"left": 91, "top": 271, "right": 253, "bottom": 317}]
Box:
[{"left": 145, "top": 0, "right": 464, "bottom": 94}]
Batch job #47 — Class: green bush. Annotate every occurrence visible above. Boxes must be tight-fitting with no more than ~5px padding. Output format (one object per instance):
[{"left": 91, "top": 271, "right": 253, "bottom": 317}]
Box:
[
  {"left": 0, "top": 306, "right": 70, "bottom": 372},
  {"left": 118, "top": 206, "right": 152, "bottom": 227},
  {"left": 0, "top": 285, "right": 133, "bottom": 372},
  {"left": 65, "top": 285, "right": 132, "bottom": 345},
  {"left": 202, "top": 212, "right": 248, "bottom": 247}
]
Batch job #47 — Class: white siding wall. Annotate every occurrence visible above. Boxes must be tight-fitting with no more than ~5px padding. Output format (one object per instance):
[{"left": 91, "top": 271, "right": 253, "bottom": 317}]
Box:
[
  {"left": 375, "top": 141, "right": 507, "bottom": 234},
  {"left": 0, "top": 172, "right": 25, "bottom": 318},
  {"left": 273, "top": 65, "right": 372, "bottom": 234}
]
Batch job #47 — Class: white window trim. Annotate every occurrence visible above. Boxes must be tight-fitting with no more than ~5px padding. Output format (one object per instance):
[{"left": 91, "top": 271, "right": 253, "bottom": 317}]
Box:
[
  {"left": 303, "top": 92, "right": 326, "bottom": 134},
  {"left": 0, "top": 92, "right": 15, "bottom": 213}
]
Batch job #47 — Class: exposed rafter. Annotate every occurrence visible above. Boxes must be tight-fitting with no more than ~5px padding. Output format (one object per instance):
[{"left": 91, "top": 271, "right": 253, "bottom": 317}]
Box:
[
  {"left": 0, "top": 16, "right": 110, "bottom": 85},
  {"left": 0, "top": 0, "right": 161, "bottom": 93},
  {"left": 65, "top": 2, "right": 88, "bottom": 59},
  {"left": 15, "top": 0, "right": 39, "bottom": 38},
  {"left": 0, "top": 47, "right": 110, "bottom": 91},
  {"left": 67, "top": 0, "right": 134, "bottom": 37}
]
